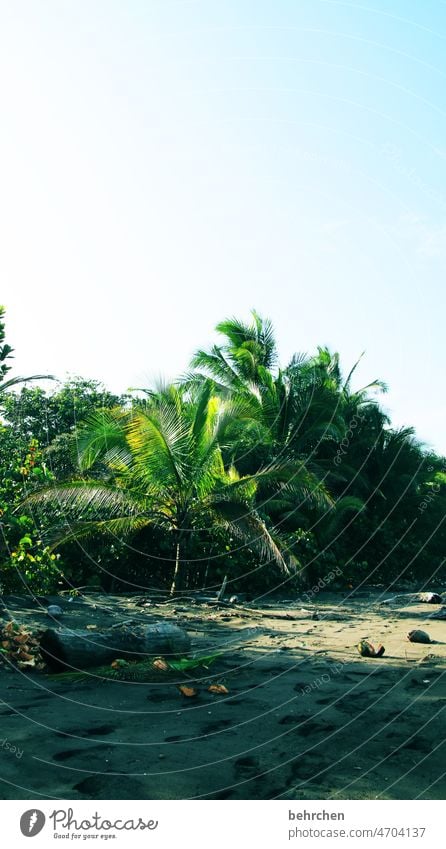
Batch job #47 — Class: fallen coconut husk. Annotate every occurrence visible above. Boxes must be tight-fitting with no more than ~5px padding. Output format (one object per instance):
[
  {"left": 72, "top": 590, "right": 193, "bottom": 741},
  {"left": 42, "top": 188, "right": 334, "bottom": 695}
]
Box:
[
  {"left": 407, "top": 629, "right": 431, "bottom": 644},
  {"left": 357, "top": 640, "right": 385, "bottom": 658}
]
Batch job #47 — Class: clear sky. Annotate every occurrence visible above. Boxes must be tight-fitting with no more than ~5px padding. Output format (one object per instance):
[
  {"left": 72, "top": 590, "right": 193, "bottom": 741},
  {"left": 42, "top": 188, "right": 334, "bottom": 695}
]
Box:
[{"left": 1, "top": 1, "right": 445, "bottom": 454}]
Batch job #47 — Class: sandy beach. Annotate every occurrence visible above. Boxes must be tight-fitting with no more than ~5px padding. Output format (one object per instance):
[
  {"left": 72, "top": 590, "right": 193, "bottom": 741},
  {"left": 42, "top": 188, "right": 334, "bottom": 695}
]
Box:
[{"left": 0, "top": 590, "right": 445, "bottom": 800}]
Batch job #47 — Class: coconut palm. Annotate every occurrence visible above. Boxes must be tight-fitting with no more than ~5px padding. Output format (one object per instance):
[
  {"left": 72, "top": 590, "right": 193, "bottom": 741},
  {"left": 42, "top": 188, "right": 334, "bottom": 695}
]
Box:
[
  {"left": 187, "top": 310, "right": 278, "bottom": 397},
  {"left": 187, "top": 314, "right": 349, "bottom": 556},
  {"left": 308, "top": 346, "right": 387, "bottom": 397},
  {"left": 25, "top": 381, "right": 303, "bottom": 594},
  {"left": 188, "top": 314, "right": 343, "bottom": 467}
]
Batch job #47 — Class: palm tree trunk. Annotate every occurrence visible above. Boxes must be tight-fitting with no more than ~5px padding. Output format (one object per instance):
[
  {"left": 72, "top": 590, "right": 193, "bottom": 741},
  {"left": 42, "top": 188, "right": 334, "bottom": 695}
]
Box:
[
  {"left": 216, "top": 573, "right": 228, "bottom": 601},
  {"left": 170, "top": 538, "right": 187, "bottom": 596}
]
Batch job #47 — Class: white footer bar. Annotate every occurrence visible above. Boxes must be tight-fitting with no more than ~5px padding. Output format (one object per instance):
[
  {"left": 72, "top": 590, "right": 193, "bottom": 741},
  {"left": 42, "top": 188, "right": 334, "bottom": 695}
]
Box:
[{"left": 0, "top": 799, "right": 442, "bottom": 848}]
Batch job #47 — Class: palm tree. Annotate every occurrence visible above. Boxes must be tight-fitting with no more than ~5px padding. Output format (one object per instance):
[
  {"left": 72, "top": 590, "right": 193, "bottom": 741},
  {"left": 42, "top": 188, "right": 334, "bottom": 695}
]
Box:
[
  {"left": 188, "top": 314, "right": 393, "bottom": 585},
  {"left": 26, "top": 381, "right": 294, "bottom": 594},
  {"left": 308, "top": 346, "right": 387, "bottom": 397},
  {"left": 187, "top": 313, "right": 342, "bottom": 465},
  {"left": 187, "top": 313, "right": 343, "bottom": 539},
  {"left": 187, "top": 310, "right": 278, "bottom": 396}
]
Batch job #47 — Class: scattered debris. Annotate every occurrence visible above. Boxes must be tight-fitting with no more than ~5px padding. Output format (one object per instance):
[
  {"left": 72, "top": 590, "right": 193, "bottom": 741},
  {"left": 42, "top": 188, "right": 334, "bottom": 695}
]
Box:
[
  {"left": 110, "top": 619, "right": 139, "bottom": 629},
  {"left": 357, "top": 640, "right": 385, "bottom": 658},
  {"left": 152, "top": 658, "right": 169, "bottom": 671},
  {"left": 208, "top": 684, "right": 229, "bottom": 695},
  {"left": 0, "top": 621, "right": 45, "bottom": 670},
  {"left": 178, "top": 685, "right": 197, "bottom": 697}
]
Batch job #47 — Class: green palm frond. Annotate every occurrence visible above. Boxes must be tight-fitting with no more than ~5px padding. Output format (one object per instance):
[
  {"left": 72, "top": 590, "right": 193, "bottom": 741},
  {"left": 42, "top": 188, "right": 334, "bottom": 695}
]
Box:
[
  {"left": 76, "top": 408, "right": 130, "bottom": 471},
  {"left": 331, "top": 495, "right": 365, "bottom": 518},
  {"left": 44, "top": 515, "right": 152, "bottom": 549},
  {"left": 24, "top": 479, "right": 142, "bottom": 517},
  {"left": 209, "top": 471, "right": 258, "bottom": 503},
  {"left": 48, "top": 653, "right": 222, "bottom": 683},
  {"left": 126, "top": 406, "right": 191, "bottom": 490},
  {"left": 216, "top": 311, "right": 277, "bottom": 371},
  {"left": 190, "top": 346, "right": 244, "bottom": 391},
  {"left": 319, "top": 495, "right": 365, "bottom": 543},
  {"left": 0, "top": 374, "right": 54, "bottom": 393},
  {"left": 215, "top": 317, "right": 258, "bottom": 348},
  {"left": 212, "top": 498, "right": 290, "bottom": 574},
  {"left": 251, "top": 459, "right": 333, "bottom": 507},
  {"left": 192, "top": 380, "right": 216, "bottom": 450}
]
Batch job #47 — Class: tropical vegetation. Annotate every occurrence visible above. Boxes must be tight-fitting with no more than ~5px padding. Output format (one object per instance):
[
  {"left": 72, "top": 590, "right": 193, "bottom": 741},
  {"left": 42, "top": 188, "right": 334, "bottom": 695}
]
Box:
[{"left": 0, "top": 306, "right": 445, "bottom": 597}]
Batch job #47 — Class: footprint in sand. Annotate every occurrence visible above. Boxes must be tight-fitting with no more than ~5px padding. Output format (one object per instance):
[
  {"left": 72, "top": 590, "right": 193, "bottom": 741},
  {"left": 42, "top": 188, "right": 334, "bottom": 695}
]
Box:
[
  {"left": 289, "top": 755, "right": 325, "bottom": 781},
  {"left": 233, "top": 755, "right": 260, "bottom": 778},
  {"left": 202, "top": 719, "right": 233, "bottom": 734},
  {"left": 146, "top": 690, "right": 175, "bottom": 702},
  {"left": 56, "top": 724, "right": 116, "bottom": 739},
  {"left": 400, "top": 737, "right": 433, "bottom": 754},
  {"left": 279, "top": 714, "right": 304, "bottom": 725},
  {"left": 278, "top": 716, "right": 337, "bottom": 734},
  {"left": 53, "top": 744, "right": 106, "bottom": 761},
  {"left": 73, "top": 775, "right": 145, "bottom": 799}
]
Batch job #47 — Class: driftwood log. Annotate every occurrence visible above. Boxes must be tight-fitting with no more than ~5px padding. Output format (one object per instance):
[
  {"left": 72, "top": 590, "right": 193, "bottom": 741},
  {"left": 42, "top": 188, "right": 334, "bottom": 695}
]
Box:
[
  {"left": 379, "top": 592, "right": 444, "bottom": 606},
  {"left": 40, "top": 622, "right": 191, "bottom": 671}
]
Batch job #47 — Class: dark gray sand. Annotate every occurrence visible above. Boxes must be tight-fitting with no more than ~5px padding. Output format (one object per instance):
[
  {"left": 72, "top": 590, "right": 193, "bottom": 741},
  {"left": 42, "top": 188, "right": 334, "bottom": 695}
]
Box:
[{"left": 0, "top": 592, "right": 445, "bottom": 800}]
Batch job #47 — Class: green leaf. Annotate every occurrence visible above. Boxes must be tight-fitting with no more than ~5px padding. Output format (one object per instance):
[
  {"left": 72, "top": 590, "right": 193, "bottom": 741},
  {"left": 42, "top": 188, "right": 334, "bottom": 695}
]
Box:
[{"left": 167, "top": 654, "right": 221, "bottom": 671}]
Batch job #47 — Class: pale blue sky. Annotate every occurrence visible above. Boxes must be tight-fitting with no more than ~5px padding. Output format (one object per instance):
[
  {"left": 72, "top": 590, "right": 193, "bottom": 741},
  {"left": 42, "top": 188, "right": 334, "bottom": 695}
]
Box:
[{"left": 1, "top": 1, "right": 445, "bottom": 453}]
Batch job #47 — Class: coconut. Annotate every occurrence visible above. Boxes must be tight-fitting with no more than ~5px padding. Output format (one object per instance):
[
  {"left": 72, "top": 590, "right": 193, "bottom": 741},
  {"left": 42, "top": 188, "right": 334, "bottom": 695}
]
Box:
[{"left": 407, "top": 629, "right": 431, "bottom": 644}]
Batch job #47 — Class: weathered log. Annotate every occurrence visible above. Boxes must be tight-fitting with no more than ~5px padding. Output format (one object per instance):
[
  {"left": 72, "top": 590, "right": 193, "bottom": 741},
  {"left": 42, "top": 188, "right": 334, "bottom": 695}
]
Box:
[
  {"left": 40, "top": 622, "right": 191, "bottom": 671},
  {"left": 430, "top": 606, "right": 446, "bottom": 620},
  {"left": 379, "top": 592, "right": 444, "bottom": 606}
]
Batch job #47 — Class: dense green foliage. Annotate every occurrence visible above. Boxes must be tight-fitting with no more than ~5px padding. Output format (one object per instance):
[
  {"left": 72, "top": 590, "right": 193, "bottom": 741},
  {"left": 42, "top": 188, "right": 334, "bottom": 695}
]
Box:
[{"left": 0, "top": 307, "right": 445, "bottom": 596}]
